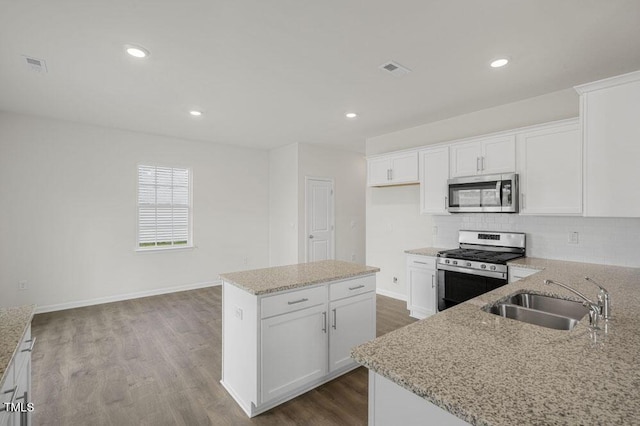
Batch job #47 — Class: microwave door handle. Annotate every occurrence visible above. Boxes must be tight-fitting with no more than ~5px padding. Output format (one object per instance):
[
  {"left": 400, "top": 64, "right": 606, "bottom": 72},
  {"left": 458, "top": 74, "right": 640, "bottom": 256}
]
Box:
[{"left": 497, "top": 180, "right": 503, "bottom": 207}]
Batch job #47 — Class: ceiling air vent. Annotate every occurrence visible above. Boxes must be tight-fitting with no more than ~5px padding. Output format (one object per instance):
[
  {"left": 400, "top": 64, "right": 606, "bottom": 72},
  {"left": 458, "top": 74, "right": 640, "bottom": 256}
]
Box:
[
  {"left": 23, "top": 56, "right": 48, "bottom": 73},
  {"left": 379, "top": 61, "right": 411, "bottom": 77}
]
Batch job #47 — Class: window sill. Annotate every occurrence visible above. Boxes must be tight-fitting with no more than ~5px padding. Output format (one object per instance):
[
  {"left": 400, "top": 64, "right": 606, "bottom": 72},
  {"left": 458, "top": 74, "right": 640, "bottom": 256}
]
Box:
[{"left": 135, "top": 245, "right": 196, "bottom": 253}]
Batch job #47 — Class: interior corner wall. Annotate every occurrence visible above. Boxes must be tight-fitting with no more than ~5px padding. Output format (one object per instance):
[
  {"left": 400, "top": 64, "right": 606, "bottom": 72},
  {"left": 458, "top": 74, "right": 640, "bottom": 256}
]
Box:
[
  {"left": 366, "top": 89, "right": 580, "bottom": 299},
  {"left": 268, "top": 143, "right": 299, "bottom": 266},
  {"left": 0, "top": 112, "right": 270, "bottom": 310},
  {"left": 297, "top": 143, "right": 366, "bottom": 264}
]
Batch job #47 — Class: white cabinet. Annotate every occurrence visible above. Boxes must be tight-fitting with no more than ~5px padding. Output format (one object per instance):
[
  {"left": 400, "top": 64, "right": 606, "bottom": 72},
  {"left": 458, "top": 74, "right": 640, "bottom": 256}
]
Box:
[
  {"left": 508, "top": 266, "right": 540, "bottom": 284},
  {"left": 0, "top": 325, "right": 33, "bottom": 426},
  {"left": 367, "top": 151, "right": 419, "bottom": 186},
  {"left": 406, "top": 255, "right": 437, "bottom": 319},
  {"left": 328, "top": 292, "right": 376, "bottom": 372},
  {"left": 222, "top": 274, "right": 377, "bottom": 417},
  {"left": 419, "top": 146, "right": 449, "bottom": 215},
  {"left": 575, "top": 70, "right": 640, "bottom": 217},
  {"left": 516, "top": 119, "right": 582, "bottom": 215},
  {"left": 450, "top": 135, "right": 515, "bottom": 178},
  {"left": 261, "top": 304, "right": 328, "bottom": 404}
]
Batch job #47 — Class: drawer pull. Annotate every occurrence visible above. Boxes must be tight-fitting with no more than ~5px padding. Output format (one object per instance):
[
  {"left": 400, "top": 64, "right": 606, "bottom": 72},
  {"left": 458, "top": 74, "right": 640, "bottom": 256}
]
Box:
[
  {"left": 348, "top": 284, "right": 365, "bottom": 291},
  {"left": 0, "top": 385, "right": 19, "bottom": 412},
  {"left": 322, "top": 311, "right": 327, "bottom": 333},
  {"left": 22, "top": 337, "right": 36, "bottom": 353},
  {"left": 332, "top": 308, "right": 337, "bottom": 330},
  {"left": 413, "top": 261, "right": 429, "bottom": 265},
  {"left": 287, "top": 298, "right": 309, "bottom": 305}
]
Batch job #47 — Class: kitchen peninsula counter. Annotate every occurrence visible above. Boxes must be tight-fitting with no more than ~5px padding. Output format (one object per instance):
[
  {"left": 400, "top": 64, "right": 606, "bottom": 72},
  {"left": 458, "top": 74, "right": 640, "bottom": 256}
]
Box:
[
  {"left": 0, "top": 304, "right": 35, "bottom": 389},
  {"left": 352, "top": 258, "right": 640, "bottom": 425}
]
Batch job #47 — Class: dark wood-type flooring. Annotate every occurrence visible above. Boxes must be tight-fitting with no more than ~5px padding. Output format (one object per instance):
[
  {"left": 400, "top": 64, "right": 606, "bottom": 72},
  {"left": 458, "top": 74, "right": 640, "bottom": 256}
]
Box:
[{"left": 31, "top": 287, "right": 415, "bottom": 426}]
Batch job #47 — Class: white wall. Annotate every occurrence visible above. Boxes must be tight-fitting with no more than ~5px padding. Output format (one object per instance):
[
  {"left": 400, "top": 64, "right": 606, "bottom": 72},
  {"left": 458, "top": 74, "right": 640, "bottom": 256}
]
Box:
[
  {"left": 367, "top": 88, "right": 640, "bottom": 299},
  {"left": 268, "top": 144, "right": 299, "bottom": 266},
  {"left": 298, "top": 143, "right": 366, "bottom": 264},
  {"left": 0, "top": 112, "right": 270, "bottom": 310}
]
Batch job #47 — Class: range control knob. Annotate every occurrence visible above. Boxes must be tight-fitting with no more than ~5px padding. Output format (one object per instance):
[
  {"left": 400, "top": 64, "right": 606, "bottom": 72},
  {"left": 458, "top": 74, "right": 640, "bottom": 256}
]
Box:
[
  {"left": 452, "top": 261, "right": 458, "bottom": 265},
  {"left": 490, "top": 265, "right": 496, "bottom": 271},
  {"left": 445, "top": 260, "right": 450, "bottom": 264},
  {"left": 466, "top": 262, "right": 472, "bottom": 267},
  {"left": 480, "top": 264, "right": 486, "bottom": 269}
]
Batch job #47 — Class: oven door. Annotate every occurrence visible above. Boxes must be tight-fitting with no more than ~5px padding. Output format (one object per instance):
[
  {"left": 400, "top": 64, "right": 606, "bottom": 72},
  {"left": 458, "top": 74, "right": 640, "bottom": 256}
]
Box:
[{"left": 437, "top": 269, "right": 507, "bottom": 311}]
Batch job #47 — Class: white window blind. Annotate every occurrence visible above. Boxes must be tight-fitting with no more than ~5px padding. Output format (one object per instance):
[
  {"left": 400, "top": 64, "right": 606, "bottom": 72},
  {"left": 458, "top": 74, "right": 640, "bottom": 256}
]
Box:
[{"left": 137, "top": 165, "right": 191, "bottom": 249}]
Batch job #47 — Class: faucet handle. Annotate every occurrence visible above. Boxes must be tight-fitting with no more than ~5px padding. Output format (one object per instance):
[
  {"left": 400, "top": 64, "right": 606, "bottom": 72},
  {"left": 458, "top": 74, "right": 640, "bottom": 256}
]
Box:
[{"left": 585, "top": 277, "right": 611, "bottom": 320}]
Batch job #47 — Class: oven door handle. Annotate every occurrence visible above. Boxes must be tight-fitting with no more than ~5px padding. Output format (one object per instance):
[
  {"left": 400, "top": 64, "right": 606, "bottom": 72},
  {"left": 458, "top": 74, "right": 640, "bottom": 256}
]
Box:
[{"left": 437, "top": 263, "right": 506, "bottom": 279}]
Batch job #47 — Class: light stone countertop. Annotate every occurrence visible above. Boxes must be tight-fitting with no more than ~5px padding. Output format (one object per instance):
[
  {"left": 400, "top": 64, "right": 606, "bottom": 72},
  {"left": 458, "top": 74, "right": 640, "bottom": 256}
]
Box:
[
  {"left": 0, "top": 304, "right": 35, "bottom": 390},
  {"left": 220, "top": 260, "right": 380, "bottom": 295},
  {"left": 351, "top": 258, "right": 640, "bottom": 425},
  {"left": 404, "top": 247, "right": 450, "bottom": 257}
]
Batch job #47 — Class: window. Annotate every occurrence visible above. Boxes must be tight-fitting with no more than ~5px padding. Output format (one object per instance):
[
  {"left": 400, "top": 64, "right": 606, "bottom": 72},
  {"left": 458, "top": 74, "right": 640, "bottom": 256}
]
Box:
[{"left": 137, "top": 165, "right": 191, "bottom": 249}]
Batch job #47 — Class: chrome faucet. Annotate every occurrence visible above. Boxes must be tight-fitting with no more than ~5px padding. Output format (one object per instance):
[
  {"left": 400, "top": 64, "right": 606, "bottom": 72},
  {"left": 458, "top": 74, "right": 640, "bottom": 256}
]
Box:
[
  {"left": 543, "top": 279, "right": 601, "bottom": 329},
  {"left": 585, "top": 277, "right": 612, "bottom": 320}
]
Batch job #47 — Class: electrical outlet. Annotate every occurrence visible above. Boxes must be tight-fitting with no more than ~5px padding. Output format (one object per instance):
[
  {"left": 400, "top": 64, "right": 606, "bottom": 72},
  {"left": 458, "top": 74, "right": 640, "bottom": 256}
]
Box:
[
  {"left": 568, "top": 232, "right": 579, "bottom": 244},
  {"left": 235, "top": 306, "right": 243, "bottom": 320},
  {"left": 18, "top": 280, "right": 27, "bottom": 291},
  {"left": 351, "top": 253, "right": 356, "bottom": 261},
  {"left": 393, "top": 277, "right": 398, "bottom": 284},
  {"left": 243, "top": 256, "right": 249, "bottom": 267}
]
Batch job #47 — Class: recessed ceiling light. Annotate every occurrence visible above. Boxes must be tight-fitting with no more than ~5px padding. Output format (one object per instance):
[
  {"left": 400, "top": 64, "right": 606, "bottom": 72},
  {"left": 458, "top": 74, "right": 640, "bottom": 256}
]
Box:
[
  {"left": 345, "top": 112, "right": 358, "bottom": 119},
  {"left": 490, "top": 58, "right": 509, "bottom": 68},
  {"left": 125, "top": 45, "right": 150, "bottom": 58},
  {"left": 189, "top": 110, "right": 203, "bottom": 117}
]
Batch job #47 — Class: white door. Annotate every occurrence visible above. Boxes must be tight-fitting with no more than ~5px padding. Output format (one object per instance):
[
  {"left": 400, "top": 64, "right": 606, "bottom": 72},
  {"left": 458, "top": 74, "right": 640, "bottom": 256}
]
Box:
[
  {"left": 329, "top": 292, "right": 376, "bottom": 373},
  {"left": 305, "top": 177, "right": 334, "bottom": 262}
]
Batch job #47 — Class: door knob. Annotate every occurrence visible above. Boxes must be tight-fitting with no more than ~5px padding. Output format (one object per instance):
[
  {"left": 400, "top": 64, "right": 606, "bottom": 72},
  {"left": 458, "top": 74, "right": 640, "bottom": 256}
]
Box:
[{"left": 309, "top": 235, "right": 314, "bottom": 239}]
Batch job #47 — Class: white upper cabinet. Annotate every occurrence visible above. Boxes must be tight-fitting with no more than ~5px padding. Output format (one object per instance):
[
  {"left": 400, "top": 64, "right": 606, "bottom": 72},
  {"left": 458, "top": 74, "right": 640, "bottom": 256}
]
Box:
[
  {"left": 450, "top": 135, "right": 516, "bottom": 178},
  {"left": 576, "top": 70, "right": 640, "bottom": 217},
  {"left": 419, "top": 146, "right": 449, "bottom": 214},
  {"left": 367, "top": 151, "right": 419, "bottom": 186},
  {"left": 516, "top": 119, "right": 582, "bottom": 215}
]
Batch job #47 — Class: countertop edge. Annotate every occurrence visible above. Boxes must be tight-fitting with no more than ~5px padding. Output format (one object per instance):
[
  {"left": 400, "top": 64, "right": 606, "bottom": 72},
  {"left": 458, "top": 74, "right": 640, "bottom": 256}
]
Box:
[{"left": 0, "top": 305, "right": 36, "bottom": 391}]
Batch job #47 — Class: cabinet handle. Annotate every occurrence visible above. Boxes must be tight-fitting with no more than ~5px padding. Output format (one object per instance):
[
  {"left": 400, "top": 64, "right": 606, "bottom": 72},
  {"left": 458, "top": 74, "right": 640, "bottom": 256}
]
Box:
[
  {"left": 287, "top": 298, "right": 309, "bottom": 305},
  {"left": 444, "top": 196, "right": 448, "bottom": 210},
  {"left": 387, "top": 169, "right": 390, "bottom": 180},
  {"left": 413, "top": 261, "right": 428, "bottom": 265},
  {"left": 322, "top": 311, "right": 327, "bottom": 333},
  {"left": 21, "top": 337, "right": 36, "bottom": 353},
  {"left": 476, "top": 157, "right": 480, "bottom": 172},
  {"left": 390, "top": 169, "right": 393, "bottom": 180},
  {"left": 0, "top": 385, "right": 19, "bottom": 412},
  {"left": 432, "top": 275, "right": 435, "bottom": 288},
  {"left": 348, "top": 284, "right": 365, "bottom": 290},
  {"left": 332, "top": 308, "right": 337, "bottom": 330}
]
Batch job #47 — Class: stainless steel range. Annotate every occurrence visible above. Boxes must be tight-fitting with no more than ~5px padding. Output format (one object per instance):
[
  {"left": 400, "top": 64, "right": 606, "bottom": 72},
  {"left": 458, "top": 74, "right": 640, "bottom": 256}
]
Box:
[{"left": 437, "top": 230, "right": 525, "bottom": 311}]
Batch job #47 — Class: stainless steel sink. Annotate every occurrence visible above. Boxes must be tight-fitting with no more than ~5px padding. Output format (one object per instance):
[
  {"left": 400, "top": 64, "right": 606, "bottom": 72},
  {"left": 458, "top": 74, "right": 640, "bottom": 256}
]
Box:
[
  {"left": 488, "top": 303, "right": 581, "bottom": 331},
  {"left": 503, "top": 293, "right": 589, "bottom": 321}
]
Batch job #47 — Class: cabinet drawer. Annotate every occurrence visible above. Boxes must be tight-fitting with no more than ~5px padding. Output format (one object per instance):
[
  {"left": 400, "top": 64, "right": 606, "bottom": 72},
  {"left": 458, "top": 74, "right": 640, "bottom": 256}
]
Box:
[
  {"left": 406, "top": 255, "right": 436, "bottom": 269},
  {"left": 261, "top": 286, "right": 327, "bottom": 319},
  {"left": 330, "top": 275, "right": 376, "bottom": 301}
]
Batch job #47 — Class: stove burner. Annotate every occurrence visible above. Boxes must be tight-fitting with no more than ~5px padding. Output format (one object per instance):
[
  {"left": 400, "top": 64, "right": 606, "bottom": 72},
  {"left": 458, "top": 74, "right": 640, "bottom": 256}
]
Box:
[{"left": 437, "top": 248, "right": 523, "bottom": 264}]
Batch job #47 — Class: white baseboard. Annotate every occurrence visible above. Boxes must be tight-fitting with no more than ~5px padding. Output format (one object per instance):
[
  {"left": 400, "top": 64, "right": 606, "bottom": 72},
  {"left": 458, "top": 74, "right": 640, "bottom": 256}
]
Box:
[
  {"left": 35, "top": 280, "right": 221, "bottom": 314},
  {"left": 376, "top": 287, "right": 407, "bottom": 302}
]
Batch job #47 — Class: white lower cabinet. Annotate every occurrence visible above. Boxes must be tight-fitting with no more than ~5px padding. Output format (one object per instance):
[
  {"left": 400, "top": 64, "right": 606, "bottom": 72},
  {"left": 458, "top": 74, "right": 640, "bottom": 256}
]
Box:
[
  {"left": 0, "top": 325, "right": 33, "bottom": 426},
  {"left": 261, "top": 304, "right": 328, "bottom": 404},
  {"left": 222, "top": 274, "right": 377, "bottom": 417},
  {"left": 406, "top": 255, "right": 437, "bottom": 319}
]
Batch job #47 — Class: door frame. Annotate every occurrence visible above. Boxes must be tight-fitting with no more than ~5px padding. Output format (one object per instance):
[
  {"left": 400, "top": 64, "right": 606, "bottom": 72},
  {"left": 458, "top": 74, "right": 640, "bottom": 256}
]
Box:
[{"left": 304, "top": 176, "right": 335, "bottom": 263}]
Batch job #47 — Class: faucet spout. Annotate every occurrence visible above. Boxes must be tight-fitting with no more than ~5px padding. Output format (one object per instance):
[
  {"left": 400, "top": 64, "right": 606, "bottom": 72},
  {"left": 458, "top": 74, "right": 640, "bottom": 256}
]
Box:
[{"left": 543, "top": 279, "right": 601, "bottom": 329}]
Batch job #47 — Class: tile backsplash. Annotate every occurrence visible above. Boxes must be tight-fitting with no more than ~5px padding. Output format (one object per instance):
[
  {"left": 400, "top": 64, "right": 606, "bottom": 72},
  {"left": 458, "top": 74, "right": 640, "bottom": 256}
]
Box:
[{"left": 432, "top": 214, "right": 640, "bottom": 267}]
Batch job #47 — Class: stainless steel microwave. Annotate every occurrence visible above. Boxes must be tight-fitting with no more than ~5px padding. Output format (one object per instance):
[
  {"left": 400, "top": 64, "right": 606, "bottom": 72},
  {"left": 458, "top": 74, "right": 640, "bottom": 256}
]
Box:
[{"left": 447, "top": 173, "right": 519, "bottom": 213}]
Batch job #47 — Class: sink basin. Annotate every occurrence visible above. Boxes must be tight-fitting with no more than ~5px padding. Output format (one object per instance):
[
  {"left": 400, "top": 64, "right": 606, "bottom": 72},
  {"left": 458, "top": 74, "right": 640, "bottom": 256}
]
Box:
[
  {"left": 503, "top": 293, "right": 589, "bottom": 321},
  {"left": 488, "top": 304, "right": 581, "bottom": 331}
]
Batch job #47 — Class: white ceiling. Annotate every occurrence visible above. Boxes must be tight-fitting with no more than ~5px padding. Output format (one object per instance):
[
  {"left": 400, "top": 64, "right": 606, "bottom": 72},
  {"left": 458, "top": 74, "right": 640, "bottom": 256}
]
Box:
[{"left": 1, "top": 1, "right": 639, "bottom": 153}]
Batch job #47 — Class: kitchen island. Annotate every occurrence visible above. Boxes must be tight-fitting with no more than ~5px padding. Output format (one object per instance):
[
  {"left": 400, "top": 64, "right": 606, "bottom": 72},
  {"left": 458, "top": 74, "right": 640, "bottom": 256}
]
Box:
[
  {"left": 220, "top": 260, "right": 379, "bottom": 417},
  {"left": 352, "top": 258, "right": 640, "bottom": 425}
]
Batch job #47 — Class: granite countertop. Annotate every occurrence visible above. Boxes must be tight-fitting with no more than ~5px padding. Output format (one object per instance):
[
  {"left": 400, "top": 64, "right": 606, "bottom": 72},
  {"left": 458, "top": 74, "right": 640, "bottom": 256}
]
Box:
[
  {"left": 220, "top": 260, "right": 380, "bottom": 295},
  {"left": 0, "top": 304, "right": 36, "bottom": 389},
  {"left": 352, "top": 258, "right": 640, "bottom": 425},
  {"left": 405, "top": 247, "right": 449, "bottom": 257}
]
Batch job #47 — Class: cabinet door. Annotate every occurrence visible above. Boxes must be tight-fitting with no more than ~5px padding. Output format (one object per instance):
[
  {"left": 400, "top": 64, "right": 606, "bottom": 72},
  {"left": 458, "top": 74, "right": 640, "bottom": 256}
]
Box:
[
  {"left": 261, "top": 304, "right": 328, "bottom": 404},
  {"left": 367, "top": 157, "right": 391, "bottom": 186},
  {"left": 389, "top": 152, "right": 418, "bottom": 184},
  {"left": 481, "top": 136, "right": 516, "bottom": 175},
  {"left": 581, "top": 77, "right": 640, "bottom": 217},
  {"left": 450, "top": 141, "right": 481, "bottom": 178},
  {"left": 407, "top": 266, "right": 436, "bottom": 319},
  {"left": 419, "top": 146, "right": 449, "bottom": 214},
  {"left": 517, "top": 122, "right": 582, "bottom": 215},
  {"left": 329, "top": 292, "right": 376, "bottom": 373}
]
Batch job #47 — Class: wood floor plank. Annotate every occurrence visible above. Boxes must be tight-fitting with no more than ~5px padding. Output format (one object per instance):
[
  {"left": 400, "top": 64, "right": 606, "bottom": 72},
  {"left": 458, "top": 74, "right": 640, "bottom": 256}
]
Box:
[{"left": 31, "top": 287, "right": 415, "bottom": 425}]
